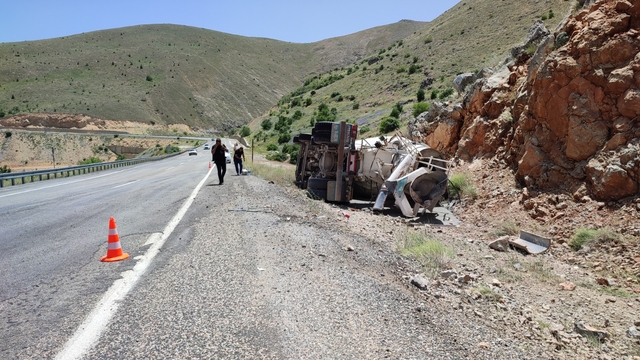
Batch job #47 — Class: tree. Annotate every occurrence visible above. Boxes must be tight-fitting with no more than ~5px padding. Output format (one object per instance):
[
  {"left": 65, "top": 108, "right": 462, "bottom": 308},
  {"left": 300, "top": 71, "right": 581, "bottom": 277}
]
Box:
[
  {"left": 240, "top": 125, "right": 251, "bottom": 137},
  {"left": 417, "top": 89, "right": 426, "bottom": 102},
  {"left": 261, "top": 119, "right": 273, "bottom": 131},
  {"left": 379, "top": 117, "right": 400, "bottom": 133}
]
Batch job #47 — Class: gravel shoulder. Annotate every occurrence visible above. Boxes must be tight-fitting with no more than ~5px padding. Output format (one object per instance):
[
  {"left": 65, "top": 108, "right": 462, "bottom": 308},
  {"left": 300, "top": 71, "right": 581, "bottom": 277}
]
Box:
[{"left": 86, "top": 171, "right": 535, "bottom": 359}]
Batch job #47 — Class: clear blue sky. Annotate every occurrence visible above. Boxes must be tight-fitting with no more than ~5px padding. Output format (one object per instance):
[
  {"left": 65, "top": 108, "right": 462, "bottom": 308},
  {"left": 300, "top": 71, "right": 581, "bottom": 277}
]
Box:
[{"left": 2, "top": 0, "right": 460, "bottom": 44}]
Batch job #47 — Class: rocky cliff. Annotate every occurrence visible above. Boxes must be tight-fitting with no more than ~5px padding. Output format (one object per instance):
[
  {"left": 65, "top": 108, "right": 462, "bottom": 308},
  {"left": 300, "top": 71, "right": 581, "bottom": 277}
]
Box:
[{"left": 412, "top": 0, "right": 640, "bottom": 203}]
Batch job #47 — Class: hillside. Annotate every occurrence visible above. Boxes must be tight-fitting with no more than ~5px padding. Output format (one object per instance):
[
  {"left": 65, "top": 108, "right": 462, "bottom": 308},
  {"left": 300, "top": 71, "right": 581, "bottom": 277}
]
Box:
[
  {"left": 0, "top": 22, "right": 424, "bottom": 132},
  {"left": 248, "top": 0, "right": 575, "bottom": 139}
]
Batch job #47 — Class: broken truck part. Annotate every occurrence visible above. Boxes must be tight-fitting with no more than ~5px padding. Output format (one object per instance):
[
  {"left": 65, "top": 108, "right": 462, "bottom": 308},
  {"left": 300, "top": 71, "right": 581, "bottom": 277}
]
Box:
[{"left": 293, "top": 121, "right": 450, "bottom": 217}]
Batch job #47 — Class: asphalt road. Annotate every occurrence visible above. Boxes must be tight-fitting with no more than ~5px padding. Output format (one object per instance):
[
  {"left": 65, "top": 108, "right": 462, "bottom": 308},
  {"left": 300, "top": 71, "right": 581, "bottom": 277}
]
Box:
[{"left": 0, "top": 147, "right": 216, "bottom": 359}]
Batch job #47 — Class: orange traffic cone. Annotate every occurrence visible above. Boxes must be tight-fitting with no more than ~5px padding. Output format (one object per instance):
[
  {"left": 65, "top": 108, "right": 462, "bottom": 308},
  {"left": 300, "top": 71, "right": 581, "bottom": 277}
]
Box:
[{"left": 101, "top": 217, "right": 130, "bottom": 262}]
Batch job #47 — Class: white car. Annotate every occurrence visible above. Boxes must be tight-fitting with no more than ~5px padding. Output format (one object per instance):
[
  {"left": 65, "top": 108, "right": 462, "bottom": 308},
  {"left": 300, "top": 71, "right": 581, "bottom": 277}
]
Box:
[
  {"left": 188, "top": 149, "right": 197, "bottom": 156},
  {"left": 225, "top": 151, "right": 231, "bottom": 163},
  {"left": 203, "top": 144, "right": 210, "bottom": 150}
]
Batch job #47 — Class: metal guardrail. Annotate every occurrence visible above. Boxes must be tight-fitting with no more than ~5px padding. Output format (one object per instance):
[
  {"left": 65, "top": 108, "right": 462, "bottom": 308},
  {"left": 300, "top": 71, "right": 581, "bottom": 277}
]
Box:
[{"left": 0, "top": 151, "right": 184, "bottom": 188}]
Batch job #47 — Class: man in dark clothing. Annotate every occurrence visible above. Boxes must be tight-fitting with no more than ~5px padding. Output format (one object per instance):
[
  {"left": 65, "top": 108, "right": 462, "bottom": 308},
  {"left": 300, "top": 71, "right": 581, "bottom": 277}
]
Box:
[
  {"left": 233, "top": 146, "right": 246, "bottom": 175},
  {"left": 211, "top": 138, "right": 228, "bottom": 184}
]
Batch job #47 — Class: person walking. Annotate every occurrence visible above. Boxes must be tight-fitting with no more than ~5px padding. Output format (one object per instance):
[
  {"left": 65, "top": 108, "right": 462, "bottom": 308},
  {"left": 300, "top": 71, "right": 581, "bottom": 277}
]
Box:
[
  {"left": 233, "top": 146, "right": 246, "bottom": 175},
  {"left": 211, "top": 138, "right": 228, "bottom": 184}
]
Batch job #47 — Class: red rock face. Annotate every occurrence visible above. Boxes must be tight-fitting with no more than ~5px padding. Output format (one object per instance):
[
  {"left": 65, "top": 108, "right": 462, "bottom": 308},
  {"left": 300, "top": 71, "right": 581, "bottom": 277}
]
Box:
[{"left": 436, "top": 0, "right": 640, "bottom": 202}]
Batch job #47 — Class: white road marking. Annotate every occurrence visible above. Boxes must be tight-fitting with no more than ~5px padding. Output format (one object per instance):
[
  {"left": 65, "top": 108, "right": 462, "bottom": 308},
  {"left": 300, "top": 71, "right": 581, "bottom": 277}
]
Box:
[
  {"left": 55, "top": 166, "right": 214, "bottom": 360},
  {"left": 0, "top": 171, "right": 124, "bottom": 199},
  {"left": 112, "top": 180, "right": 138, "bottom": 189}
]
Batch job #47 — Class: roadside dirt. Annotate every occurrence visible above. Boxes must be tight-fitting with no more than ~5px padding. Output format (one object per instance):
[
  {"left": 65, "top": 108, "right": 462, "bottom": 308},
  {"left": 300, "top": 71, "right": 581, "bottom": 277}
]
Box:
[{"left": 334, "top": 159, "right": 640, "bottom": 359}]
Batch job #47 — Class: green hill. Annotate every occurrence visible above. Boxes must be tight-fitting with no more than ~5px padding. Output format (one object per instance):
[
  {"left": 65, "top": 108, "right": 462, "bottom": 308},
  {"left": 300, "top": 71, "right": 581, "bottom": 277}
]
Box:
[
  {"left": 0, "top": 0, "right": 576, "bottom": 137},
  {"left": 248, "top": 0, "right": 575, "bottom": 140},
  {"left": 0, "top": 22, "right": 424, "bottom": 132}
]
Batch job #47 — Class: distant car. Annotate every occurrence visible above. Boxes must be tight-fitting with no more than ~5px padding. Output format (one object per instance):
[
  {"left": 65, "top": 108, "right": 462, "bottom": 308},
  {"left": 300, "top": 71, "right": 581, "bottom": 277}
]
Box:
[
  {"left": 188, "top": 149, "right": 198, "bottom": 156},
  {"left": 225, "top": 151, "right": 231, "bottom": 163},
  {"left": 203, "top": 144, "right": 210, "bottom": 150}
]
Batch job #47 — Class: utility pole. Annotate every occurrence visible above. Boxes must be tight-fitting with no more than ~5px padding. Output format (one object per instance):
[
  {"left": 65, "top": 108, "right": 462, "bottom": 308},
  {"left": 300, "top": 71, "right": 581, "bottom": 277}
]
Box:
[{"left": 52, "top": 147, "right": 56, "bottom": 168}]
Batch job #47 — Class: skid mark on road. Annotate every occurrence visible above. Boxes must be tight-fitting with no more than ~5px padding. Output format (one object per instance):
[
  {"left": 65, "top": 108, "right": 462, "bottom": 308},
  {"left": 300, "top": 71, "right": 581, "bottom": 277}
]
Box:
[{"left": 55, "top": 166, "right": 214, "bottom": 360}]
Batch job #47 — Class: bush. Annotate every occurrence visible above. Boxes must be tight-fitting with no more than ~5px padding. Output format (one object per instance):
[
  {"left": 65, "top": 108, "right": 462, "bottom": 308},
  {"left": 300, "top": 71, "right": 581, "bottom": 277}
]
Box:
[
  {"left": 360, "top": 125, "right": 370, "bottom": 134},
  {"left": 164, "top": 145, "right": 180, "bottom": 154},
  {"left": 266, "top": 143, "right": 278, "bottom": 151},
  {"left": 438, "top": 88, "right": 454, "bottom": 99},
  {"left": 277, "top": 132, "right": 291, "bottom": 144},
  {"left": 352, "top": 103, "right": 360, "bottom": 110},
  {"left": 396, "top": 67, "right": 406, "bottom": 74},
  {"left": 266, "top": 151, "right": 288, "bottom": 162},
  {"left": 379, "top": 117, "right": 400, "bottom": 133},
  {"left": 430, "top": 90, "right": 439, "bottom": 99},
  {"left": 569, "top": 228, "right": 618, "bottom": 251},
  {"left": 78, "top": 157, "right": 102, "bottom": 165},
  {"left": 4, "top": 131, "right": 11, "bottom": 138},
  {"left": 424, "top": 37, "right": 433, "bottom": 44},
  {"left": 283, "top": 144, "right": 300, "bottom": 164},
  {"left": 239, "top": 125, "right": 251, "bottom": 137},
  {"left": 417, "top": 89, "right": 425, "bottom": 102},
  {"left": 0, "top": 165, "right": 11, "bottom": 173},
  {"left": 330, "top": 91, "right": 340, "bottom": 98},
  {"left": 401, "top": 232, "right": 453, "bottom": 276},
  {"left": 292, "top": 110, "right": 303, "bottom": 120},
  {"left": 146, "top": 75, "right": 153, "bottom": 81},
  {"left": 261, "top": 119, "right": 273, "bottom": 131},
  {"left": 408, "top": 64, "right": 420, "bottom": 74},
  {"left": 448, "top": 173, "right": 478, "bottom": 199},
  {"left": 412, "top": 102, "right": 430, "bottom": 117},
  {"left": 304, "top": 98, "right": 312, "bottom": 106}
]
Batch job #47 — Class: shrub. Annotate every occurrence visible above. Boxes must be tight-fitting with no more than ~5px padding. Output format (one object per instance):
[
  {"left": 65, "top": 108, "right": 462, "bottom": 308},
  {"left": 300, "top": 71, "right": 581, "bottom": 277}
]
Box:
[
  {"left": 569, "top": 228, "right": 618, "bottom": 251},
  {"left": 413, "top": 56, "right": 419, "bottom": 64},
  {"left": 430, "top": 90, "right": 439, "bottom": 99},
  {"left": 240, "top": 125, "right": 251, "bottom": 137},
  {"left": 352, "top": 103, "right": 360, "bottom": 110},
  {"left": 417, "top": 89, "right": 426, "bottom": 102},
  {"left": 146, "top": 75, "right": 153, "bottom": 81},
  {"left": 78, "top": 157, "right": 102, "bottom": 165},
  {"left": 277, "top": 132, "right": 291, "bottom": 144},
  {"left": 164, "top": 145, "right": 180, "bottom": 153},
  {"left": 292, "top": 110, "right": 303, "bottom": 120},
  {"left": 266, "top": 151, "right": 288, "bottom": 162},
  {"left": 0, "top": 110, "right": 5, "bottom": 117},
  {"left": 401, "top": 232, "right": 453, "bottom": 276},
  {"left": 412, "top": 102, "right": 430, "bottom": 117},
  {"left": 438, "top": 88, "right": 455, "bottom": 99},
  {"left": 390, "top": 103, "right": 403, "bottom": 119},
  {"left": 448, "top": 173, "right": 478, "bottom": 199},
  {"left": 330, "top": 91, "right": 340, "bottom": 98},
  {"left": 424, "top": 37, "right": 433, "bottom": 44},
  {"left": 283, "top": 144, "right": 300, "bottom": 164},
  {"left": 0, "top": 165, "right": 11, "bottom": 173},
  {"left": 396, "top": 67, "right": 406, "bottom": 74},
  {"left": 360, "top": 125, "right": 370, "bottom": 134},
  {"left": 4, "top": 131, "right": 11, "bottom": 138},
  {"left": 408, "top": 64, "right": 420, "bottom": 74},
  {"left": 261, "top": 119, "right": 273, "bottom": 131},
  {"left": 266, "top": 143, "right": 278, "bottom": 151},
  {"left": 379, "top": 117, "right": 400, "bottom": 133}
]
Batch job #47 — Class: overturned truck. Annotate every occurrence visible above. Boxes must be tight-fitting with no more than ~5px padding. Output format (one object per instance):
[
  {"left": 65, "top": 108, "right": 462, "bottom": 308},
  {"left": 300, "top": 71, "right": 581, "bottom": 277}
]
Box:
[{"left": 293, "top": 121, "right": 450, "bottom": 217}]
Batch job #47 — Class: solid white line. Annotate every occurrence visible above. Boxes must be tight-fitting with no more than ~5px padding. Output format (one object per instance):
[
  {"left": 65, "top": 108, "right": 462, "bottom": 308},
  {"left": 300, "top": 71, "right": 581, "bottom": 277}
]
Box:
[
  {"left": 55, "top": 166, "right": 214, "bottom": 360},
  {"left": 0, "top": 171, "right": 124, "bottom": 199},
  {"left": 112, "top": 180, "right": 138, "bottom": 189}
]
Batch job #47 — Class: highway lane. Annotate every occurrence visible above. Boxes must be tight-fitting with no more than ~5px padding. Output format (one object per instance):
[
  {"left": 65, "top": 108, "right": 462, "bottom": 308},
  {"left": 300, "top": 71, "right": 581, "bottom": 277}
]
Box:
[{"left": 0, "top": 148, "right": 216, "bottom": 359}]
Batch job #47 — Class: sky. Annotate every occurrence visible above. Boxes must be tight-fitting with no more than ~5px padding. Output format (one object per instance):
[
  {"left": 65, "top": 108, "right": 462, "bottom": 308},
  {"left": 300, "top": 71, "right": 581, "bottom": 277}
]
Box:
[{"left": 1, "top": 0, "right": 460, "bottom": 44}]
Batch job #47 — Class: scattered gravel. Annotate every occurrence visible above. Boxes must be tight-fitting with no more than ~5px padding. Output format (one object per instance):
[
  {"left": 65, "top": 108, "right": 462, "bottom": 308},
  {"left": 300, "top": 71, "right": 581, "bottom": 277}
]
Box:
[{"left": 85, "top": 173, "right": 537, "bottom": 359}]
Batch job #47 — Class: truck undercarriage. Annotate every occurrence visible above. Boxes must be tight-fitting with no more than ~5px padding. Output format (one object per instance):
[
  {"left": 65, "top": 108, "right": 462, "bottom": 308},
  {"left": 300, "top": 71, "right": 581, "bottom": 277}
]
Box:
[{"left": 293, "top": 121, "right": 450, "bottom": 217}]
